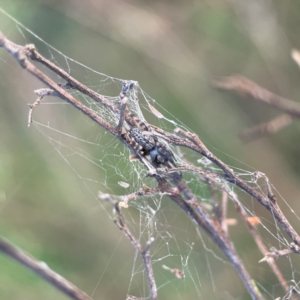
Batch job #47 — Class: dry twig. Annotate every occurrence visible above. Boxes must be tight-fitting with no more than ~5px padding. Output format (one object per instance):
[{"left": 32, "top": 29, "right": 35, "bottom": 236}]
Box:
[
  {"left": 99, "top": 193, "right": 157, "bottom": 300},
  {"left": 212, "top": 75, "right": 300, "bottom": 116},
  {"left": 212, "top": 75, "right": 300, "bottom": 142},
  {"left": 0, "top": 237, "right": 92, "bottom": 300},
  {"left": 233, "top": 200, "right": 292, "bottom": 296},
  {"left": 238, "top": 114, "right": 294, "bottom": 143},
  {"left": 260, "top": 243, "right": 300, "bottom": 262}
]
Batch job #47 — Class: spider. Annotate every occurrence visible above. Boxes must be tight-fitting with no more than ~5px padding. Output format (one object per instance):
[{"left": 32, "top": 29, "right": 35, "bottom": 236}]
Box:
[{"left": 130, "top": 127, "right": 177, "bottom": 169}]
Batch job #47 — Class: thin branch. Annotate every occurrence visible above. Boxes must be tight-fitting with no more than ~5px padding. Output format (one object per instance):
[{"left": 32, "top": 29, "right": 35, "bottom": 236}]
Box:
[
  {"left": 110, "top": 160, "right": 262, "bottom": 298},
  {"left": 28, "top": 88, "right": 58, "bottom": 127},
  {"left": 239, "top": 114, "right": 294, "bottom": 143},
  {"left": 100, "top": 194, "right": 157, "bottom": 300},
  {"left": 259, "top": 247, "right": 293, "bottom": 261},
  {"left": 162, "top": 265, "right": 185, "bottom": 279},
  {"left": 169, "top": 127, "right": 300, "bottom": 248},
  {"left": 25, "top": 45, "right": 120, "bottom": 115},
  {"left": 233, "top": 199, "right": 292, "bottom": 296},
  {"left": 163, "top": 163, "right": 294, "bottom": 297},
  {"left": 220, "top": 191, "right": 229, "bottom": 234},
  {"left": 120, "top": 184, "right": 165, "bottom": 207},
  {"left": 126, "top": 296, "right": 144, "bottom": 300},
  {"left": 28, "top": 95, "right": 43, "bottom": 127},
  {"left": 0, "top": 32, "right": 119, "bottom": 140},
  {"left": 212, "top": 75, "right": 300, "bottom": 117},
  {"left": 155, "top": 177, "right": 263, "bottom": 300},
  {"left": 178, "top": 160, "right": 291, "bottom": 296},
  {"left": 259, "top": 242, "right": 300, "bottom": 262},
  {"left": 28, "top": 83, "right": 75, "bottom": 126},
  {"left": 0, "top": 237, "right": 92, "bottom": 300},
  {"left": 212, "top": 75, "right": 298, "bottom": 143},
  {"left": 22, "top": 39, "right": 142, "bottom": 132},
  {"left": 282, "top": 286, "right": 300, "bottom": 300},
  {"left": 142, "top": 238, "right": 156, "bottom": 299},
  {"left": 253, "top": 171, "right": 276, "bottom": 203}
]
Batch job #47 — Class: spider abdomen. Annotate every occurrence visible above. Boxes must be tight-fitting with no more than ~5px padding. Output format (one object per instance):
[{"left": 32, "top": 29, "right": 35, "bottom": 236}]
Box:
[
  {"left": 130, "top": 127, "right": 155, "bottom": 151},
  {"left": 130, "top": 127, "right": 179, "bottom": 173}
]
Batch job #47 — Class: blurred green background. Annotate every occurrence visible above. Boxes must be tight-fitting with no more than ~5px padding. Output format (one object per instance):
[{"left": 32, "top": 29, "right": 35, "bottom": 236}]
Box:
[{"left": 1, "top": 1, "right": 300, "bottom": 299}]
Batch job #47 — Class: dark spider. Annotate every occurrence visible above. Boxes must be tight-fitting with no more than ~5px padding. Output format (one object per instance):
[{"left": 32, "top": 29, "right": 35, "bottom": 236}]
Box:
[{"left": 130, "top": 127, "right": 177, "bottom": 169}]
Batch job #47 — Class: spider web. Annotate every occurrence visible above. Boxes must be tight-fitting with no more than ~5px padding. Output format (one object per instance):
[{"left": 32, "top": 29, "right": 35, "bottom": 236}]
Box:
[{"left": 1, "top": 8, "right": 300, "bottom": 300}]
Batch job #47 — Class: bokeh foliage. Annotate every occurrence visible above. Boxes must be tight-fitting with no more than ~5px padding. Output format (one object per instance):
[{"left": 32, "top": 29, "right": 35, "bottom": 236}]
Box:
[{"left": 1, "top": 1, "right": 300, "bottom": 299}]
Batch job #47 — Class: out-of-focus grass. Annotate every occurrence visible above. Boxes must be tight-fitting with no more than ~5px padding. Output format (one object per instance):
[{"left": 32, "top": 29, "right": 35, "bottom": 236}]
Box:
[{"left": 1, "top": 1, "right": 300, "bottom": 299}]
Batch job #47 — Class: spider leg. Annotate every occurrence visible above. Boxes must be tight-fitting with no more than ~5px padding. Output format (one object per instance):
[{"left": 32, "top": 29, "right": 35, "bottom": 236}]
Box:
[
  {"left": 117, "top": 96, "right": 127, "bottom": 133},
  {"left": 117, "top": 81, "right": 137, "bottom": 133}
]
